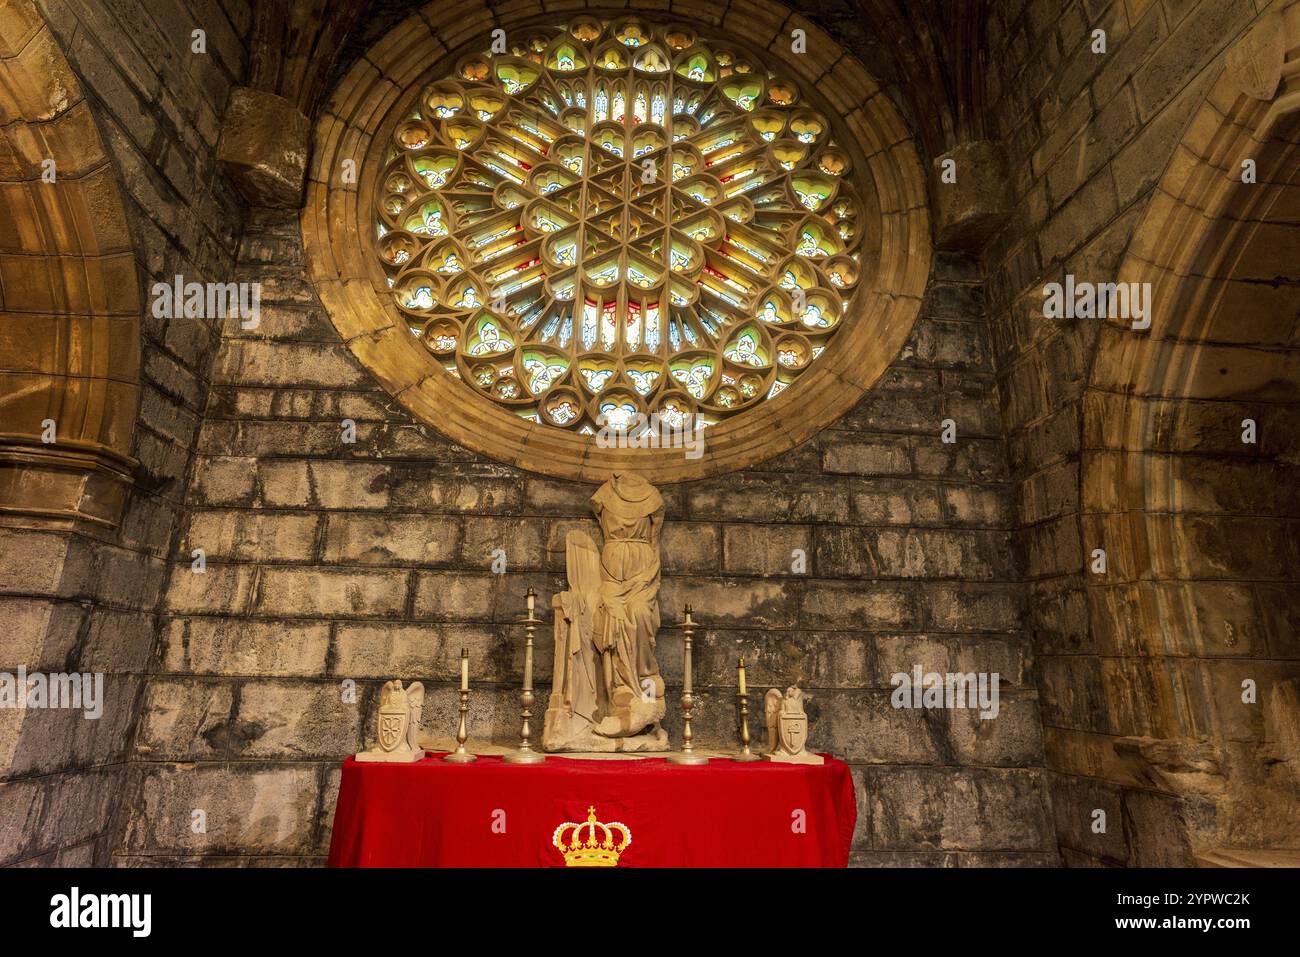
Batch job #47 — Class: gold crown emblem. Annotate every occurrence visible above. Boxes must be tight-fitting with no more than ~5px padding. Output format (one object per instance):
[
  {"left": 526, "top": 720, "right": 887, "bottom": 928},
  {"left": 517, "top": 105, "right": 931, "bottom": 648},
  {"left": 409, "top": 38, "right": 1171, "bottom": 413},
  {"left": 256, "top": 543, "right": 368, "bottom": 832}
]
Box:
[{"left": 552, "top": 806, "right": 632, "bottom": 867}]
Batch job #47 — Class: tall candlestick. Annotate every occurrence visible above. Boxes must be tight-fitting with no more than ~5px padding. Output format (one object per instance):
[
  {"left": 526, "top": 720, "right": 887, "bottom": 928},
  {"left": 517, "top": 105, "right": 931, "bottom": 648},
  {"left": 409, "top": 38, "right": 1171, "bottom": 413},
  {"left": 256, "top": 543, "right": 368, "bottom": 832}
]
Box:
[
  {"left": 523, "top": 590, "right": 534, "bottom": 692},
  {"left": 445, "top": 650, "right": 476, "bottom": 763},
  {"left": 682, "top": 623, "right": 692, "bottom": 689},
  {"left": 505, "top": 587, "right": 544, "bottom": 764},
  {"left": 670, "top": 604, "right": 707, "bottom": 765},
  {"left": 732, "top": 655, "right": 760, "bottom": 761}
]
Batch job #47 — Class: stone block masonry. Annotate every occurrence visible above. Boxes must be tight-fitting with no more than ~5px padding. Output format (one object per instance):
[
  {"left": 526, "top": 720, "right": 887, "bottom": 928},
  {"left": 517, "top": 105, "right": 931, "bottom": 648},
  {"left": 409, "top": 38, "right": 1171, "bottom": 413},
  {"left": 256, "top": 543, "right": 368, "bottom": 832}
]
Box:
[
  {"left": 120, "top": 211, "right": 1054, "bottom": 866},
  {"left": 983, "top": 0, "right": 1300, "bottom": 865},
  {"left": 0, "top": 0, "right": 248, "bottom": 867}
]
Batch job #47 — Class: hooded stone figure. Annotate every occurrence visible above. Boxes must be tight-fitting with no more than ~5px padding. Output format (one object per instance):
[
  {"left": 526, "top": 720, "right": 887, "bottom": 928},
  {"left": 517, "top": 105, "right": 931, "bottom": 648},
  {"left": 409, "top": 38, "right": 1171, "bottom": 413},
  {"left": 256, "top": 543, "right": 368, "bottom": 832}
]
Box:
[{"left": 542, "top": 472, "right": 668, "bottom": 752}]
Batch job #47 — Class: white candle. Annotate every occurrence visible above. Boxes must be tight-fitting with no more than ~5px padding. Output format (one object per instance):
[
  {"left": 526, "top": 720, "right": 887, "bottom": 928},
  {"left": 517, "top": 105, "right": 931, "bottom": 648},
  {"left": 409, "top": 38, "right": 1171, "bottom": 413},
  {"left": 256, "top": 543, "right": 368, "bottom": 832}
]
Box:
[
  {"left": 738, "top": 657, "right": 747, "bottom": 696},
  {"left": 460, "top": 649, "right": 468, "bottom": 691}
]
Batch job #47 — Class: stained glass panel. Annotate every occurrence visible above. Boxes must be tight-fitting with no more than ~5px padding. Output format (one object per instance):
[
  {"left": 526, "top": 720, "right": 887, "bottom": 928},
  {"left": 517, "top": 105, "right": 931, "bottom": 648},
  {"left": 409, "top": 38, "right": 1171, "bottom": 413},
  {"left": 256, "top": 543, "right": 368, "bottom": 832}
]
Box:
[{"left": 374, "top": 15, "right": 865, "bottom": 432}]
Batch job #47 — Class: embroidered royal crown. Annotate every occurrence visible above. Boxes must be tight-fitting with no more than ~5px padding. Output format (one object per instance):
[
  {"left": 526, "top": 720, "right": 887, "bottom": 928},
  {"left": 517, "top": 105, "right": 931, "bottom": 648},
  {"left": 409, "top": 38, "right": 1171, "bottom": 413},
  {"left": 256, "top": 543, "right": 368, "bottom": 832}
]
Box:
[{"left": 552, "top": 806, "right": 632, "bottom": 867}]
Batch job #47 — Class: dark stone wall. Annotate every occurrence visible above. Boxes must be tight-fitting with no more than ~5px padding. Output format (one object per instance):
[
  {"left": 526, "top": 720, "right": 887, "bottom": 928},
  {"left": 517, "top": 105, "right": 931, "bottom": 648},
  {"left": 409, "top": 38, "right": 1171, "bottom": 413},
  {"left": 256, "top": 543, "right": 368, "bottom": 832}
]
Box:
[
  {"left": 0, "top": 0, "right": 248, "bottom": 865},
  {"left": 981, "top": 0, "right": 1296, "bottom": 865},
  {"left": 116, "top": 209, "right": 1055, "bottom": 866}
]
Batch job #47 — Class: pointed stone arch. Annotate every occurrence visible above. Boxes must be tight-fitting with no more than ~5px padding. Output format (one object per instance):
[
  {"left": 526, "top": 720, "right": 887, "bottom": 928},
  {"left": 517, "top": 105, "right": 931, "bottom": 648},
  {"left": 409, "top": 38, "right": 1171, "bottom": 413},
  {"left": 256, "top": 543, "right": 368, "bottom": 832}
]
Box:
[
  {"left": 0, "top": 0, "right": 141, "bottom": 529},
  {"left": 1080, "top": 4, "right": 1300, "bottom": 860}
]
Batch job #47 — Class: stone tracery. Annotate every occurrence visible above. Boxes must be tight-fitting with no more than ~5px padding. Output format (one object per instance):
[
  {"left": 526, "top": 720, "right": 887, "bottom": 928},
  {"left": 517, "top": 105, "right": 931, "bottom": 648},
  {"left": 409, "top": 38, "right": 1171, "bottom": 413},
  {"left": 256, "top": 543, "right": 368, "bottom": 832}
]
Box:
[{"left": 372, "top": 15, "right": 867, "bottom": 433}]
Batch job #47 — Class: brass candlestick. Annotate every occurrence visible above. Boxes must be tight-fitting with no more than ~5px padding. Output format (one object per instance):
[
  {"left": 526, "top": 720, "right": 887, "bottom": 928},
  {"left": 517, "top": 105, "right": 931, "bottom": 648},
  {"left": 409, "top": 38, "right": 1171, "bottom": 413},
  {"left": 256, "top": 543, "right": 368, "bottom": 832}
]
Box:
[
  {"left": 669, "top": 604, "right": 707, "bottom": 765},
  {"left": 504, "top": 587, "right": 545, "bottom": 764},
  {"left": 445, "top": 647, "right": 476, "bottom": 763},
  {"left": 733, "top": 656, "right": 761, "bottom": 762}
]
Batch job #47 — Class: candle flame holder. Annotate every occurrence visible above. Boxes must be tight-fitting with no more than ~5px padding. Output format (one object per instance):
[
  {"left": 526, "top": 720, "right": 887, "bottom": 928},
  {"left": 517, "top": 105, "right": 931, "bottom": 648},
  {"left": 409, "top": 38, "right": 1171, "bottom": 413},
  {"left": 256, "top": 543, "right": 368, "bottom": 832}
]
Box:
[
  {"left": 733, "top": 656, "right": 761, "bottom": 762},
  {"left": 445, "top": 664, "right": 476, "bottom": 764}
]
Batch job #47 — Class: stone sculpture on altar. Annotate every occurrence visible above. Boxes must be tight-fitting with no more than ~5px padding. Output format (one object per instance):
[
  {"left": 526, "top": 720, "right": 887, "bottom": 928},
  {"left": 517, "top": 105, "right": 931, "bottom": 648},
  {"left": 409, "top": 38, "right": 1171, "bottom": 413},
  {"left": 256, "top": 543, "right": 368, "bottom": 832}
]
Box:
[
  {"left": 543, "top": 473, "right": 669, "bottom": 752},
  {"left": 763, "top": 686, "right": 824, "bottom": 765},
  {"left": 356, "top": 679, "right": 425, "bottom": 762}
]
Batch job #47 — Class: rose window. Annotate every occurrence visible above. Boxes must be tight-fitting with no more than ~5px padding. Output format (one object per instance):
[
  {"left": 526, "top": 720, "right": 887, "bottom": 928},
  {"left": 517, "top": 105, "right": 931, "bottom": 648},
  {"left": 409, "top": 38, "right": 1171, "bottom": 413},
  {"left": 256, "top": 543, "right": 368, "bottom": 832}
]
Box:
[{"left": 373, "top": 15, "right": 867, "bottom": 433}]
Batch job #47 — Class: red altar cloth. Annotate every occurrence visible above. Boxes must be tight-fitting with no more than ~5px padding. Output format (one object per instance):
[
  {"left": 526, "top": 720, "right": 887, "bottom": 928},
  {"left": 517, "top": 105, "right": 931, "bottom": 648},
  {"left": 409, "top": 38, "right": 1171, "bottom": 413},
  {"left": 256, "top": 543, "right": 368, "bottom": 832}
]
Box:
[{"left": 328, "top": 752, "right": 856, "bottom": 868}]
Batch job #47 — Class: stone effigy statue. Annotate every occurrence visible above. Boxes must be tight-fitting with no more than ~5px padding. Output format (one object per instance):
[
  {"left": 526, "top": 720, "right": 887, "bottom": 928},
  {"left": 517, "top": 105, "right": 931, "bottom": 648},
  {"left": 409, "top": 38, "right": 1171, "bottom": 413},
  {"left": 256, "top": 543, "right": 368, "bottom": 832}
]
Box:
[{"left": 543, "top": 472, "right": 668, "bottom": 752}]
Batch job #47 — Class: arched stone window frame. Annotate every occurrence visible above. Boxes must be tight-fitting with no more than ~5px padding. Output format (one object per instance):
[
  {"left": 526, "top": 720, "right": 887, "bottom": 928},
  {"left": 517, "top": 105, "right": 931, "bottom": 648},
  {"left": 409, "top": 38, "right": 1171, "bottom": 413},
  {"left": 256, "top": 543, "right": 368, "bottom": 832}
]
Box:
[{"left": 303, "top": 0, "right": 930, "bottom": 482}]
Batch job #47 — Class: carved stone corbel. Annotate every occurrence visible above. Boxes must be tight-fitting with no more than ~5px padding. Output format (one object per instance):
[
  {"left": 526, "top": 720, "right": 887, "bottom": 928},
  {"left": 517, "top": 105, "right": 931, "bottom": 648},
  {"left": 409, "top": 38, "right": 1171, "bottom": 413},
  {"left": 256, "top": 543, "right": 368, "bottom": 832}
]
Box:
[
  {"left": 929, "top": 139, "right": 1013, "bottom": 252},
  {"left": 216, "top": 87, "right": 311, "bottom": 208}
]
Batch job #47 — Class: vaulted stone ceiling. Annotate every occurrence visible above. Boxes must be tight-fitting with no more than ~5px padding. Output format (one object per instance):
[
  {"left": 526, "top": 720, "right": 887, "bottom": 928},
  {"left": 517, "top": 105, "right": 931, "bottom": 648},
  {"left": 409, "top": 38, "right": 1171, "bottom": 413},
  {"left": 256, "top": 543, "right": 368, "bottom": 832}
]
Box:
[{"left": 244, "top": 0, "right": 991, "bottom": 163}]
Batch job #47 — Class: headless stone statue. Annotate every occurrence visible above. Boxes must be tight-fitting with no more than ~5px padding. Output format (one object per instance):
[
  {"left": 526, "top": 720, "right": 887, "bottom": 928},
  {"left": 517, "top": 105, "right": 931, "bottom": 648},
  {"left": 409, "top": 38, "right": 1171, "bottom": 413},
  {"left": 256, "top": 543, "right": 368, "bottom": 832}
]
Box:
[{"left": 543, "top": 473, "right": 669, "bottom": 752}]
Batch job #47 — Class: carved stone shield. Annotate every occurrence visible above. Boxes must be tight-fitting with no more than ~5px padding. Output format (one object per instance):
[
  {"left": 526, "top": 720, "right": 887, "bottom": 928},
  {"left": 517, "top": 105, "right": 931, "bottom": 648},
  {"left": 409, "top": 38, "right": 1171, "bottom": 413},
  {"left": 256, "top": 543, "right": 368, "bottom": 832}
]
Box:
[
  {"left": 779, "top": 712, "right": 807, "bottom": 755},
  {"left": 378, "top": 705, "right": 408, "bottom": 752}
]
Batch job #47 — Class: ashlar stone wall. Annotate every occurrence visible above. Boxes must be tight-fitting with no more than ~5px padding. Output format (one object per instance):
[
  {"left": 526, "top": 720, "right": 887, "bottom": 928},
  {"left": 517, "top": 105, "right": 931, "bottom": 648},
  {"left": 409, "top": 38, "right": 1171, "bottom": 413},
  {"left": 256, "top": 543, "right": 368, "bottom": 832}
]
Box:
[
  {"left": 119, "top": 209, "right": 1056, "bottom": 866},
  {"left": 0, "top": 0, "right": 249, "bottom": 866},
  {"left": 983, "top": 0, "right": 1300, "bottom": 864}
]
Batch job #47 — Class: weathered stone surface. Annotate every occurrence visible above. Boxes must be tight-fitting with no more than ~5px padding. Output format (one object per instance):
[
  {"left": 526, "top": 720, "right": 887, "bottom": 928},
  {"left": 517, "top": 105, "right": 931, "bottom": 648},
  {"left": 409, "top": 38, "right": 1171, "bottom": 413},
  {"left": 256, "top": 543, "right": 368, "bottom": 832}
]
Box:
[
  {"left": 256, "top": 567, "right": 408, "bottom": 617},
  {"left": 322, "top": 513, "right": 460, "bottom": 565},
  {"left": 0, "top": 0, "right": 248, "bottom": 867},
  {"left": 0, "top": 529, "right": 69, "bottom": 593},
  {"left": 815, "top": 527, "right": 1014, "bottom": 580},
  {"left": 231, "top": 683, "right": 363, "bottom": 759},
  {"left": 722, "top": 523, "right": 811, "bottom": 576},
  {"left": 947, "top": 694, "right": 1045, "bottom": 766},
  {"left": 158, "top": 618, "right": 331, "bottom": 677},
  {"left": 0, "top": 768, "right": 121, "bottom": 866},
  {"left": 821, "top": 435, "right": 913, "bottom": 476},
  {"left": 930, "top": 140, "right": 1013, "bottom": 251},
  {"left": 822, "top": 690, "right": 945, "bottom": 764},
  {"left": 185, "top": 509, "right": 320, "bottom": 562},
  {"left": 163, "top": 563, "right": 257, "bottom": 615},
  {"left": 134, "top": 679, "right": 235, "bottom": 761},
  {"left": 333, "top": 622, "right": 508, "bottom": 680},
  {"left": 216, "top": 88, "right": 310, "bottom": 208},
  {"left": 191, "top": 456, "right": 259, "bottom": 506},
  {"left": 121, "top": 765, "right": 322, "bottom": 855},
  {"left": 684, "top": 629, "right": 875, "bottom": 689},
  {"left": 0, "top": 598, "right": 84, "bottom": 670},
  {"left": 869, "top": 767, "right": 1052, "bottom": 851},
  {"left": 802, "top": 582, "right": 919, "bottom": 630}
]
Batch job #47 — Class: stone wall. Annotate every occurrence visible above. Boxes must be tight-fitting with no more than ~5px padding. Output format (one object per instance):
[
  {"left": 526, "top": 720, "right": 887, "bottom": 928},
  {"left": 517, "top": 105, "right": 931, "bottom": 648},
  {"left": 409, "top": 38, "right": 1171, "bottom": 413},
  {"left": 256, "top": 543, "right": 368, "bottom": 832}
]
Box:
[
  {"left": 4, "top": 0, "right": 1290, "bottom": 871},
  {"left": 0, "top": 0, "right": 247, "bottom": 866},
  {"left": 117, "top": 209, "right": 1055, "bottom": 866},
  {"left": 982, "top": 0, "right": 1299, "bottom": 865}
]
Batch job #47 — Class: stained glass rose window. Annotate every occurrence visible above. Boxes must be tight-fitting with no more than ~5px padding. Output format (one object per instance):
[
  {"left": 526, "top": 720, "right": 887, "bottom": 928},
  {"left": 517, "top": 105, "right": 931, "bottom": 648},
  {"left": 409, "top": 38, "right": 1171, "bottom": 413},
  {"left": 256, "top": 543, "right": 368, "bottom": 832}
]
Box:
[{"left": 373, "top": 15, "right": 867, "bottom": 434}]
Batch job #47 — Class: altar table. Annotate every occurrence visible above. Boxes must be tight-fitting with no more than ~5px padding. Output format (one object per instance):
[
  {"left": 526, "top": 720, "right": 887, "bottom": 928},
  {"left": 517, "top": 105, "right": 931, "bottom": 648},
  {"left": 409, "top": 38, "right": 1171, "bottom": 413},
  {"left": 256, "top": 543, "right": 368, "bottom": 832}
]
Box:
[{"left": 328, "top": 752, "right": 856, "bottom": 867}]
